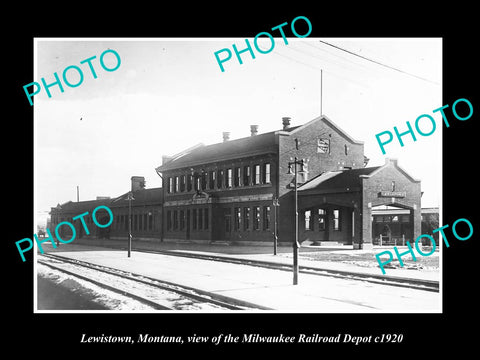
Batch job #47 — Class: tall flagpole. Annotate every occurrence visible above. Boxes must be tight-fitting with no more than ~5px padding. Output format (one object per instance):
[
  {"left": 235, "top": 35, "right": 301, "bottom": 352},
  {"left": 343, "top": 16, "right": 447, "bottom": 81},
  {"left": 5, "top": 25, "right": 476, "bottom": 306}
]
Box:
[{"left": 320, "top": 69, "right": 323, "bottom": 116}]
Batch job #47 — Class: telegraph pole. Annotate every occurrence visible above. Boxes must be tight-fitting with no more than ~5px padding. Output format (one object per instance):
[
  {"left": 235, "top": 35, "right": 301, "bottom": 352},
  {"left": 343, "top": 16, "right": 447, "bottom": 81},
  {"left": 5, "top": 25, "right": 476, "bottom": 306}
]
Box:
[
  {"left": 126, "top": 192, "right": 135, "bottom": 257},
  {"left": 287, "top": 157, "right": 306, "bottom": 285}
]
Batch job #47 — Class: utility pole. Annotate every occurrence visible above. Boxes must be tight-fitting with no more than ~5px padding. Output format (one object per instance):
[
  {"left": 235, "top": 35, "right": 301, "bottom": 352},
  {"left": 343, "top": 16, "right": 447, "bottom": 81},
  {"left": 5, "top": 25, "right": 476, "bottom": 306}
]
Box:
[
  {"left": 320, "top": 69, "right": 323, "bottom": 116},
  {"left": 126, "top": 192, "right": 135, "bottom": 257},
  {"left": 287, "top": 157, "right": 306, "bottom": 285},
  {"left": 273, "top": 197, "right": 280, "bottom": 256}
]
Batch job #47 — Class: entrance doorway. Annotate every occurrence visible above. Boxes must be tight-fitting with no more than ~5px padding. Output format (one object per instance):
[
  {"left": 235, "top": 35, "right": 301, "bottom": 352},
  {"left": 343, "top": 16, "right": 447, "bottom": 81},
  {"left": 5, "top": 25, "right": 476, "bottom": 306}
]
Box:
[
  {"left": 372, "top": 205, "right": 412, "bottom": 245},
  {"left": 219, "top": 208, "right": 232, "bottom": 241},
  {"left": 186, "top": 210, "right": 190, "bottom": 240}
]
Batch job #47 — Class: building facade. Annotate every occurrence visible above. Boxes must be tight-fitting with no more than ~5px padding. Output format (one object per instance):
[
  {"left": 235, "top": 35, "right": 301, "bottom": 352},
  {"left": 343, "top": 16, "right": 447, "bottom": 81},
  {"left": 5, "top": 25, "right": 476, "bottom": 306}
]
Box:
[
  {"left": 155, "top": 115, "right": 423, "bottom": 249},
  {"left": 372, "top": 206, "right": 439, "bottom": 246},
  {"left": 49, "top": 115, "right": 423, "bottom": 249},
  {"left": 49, "top": 176, "right": 163, "bottom": 242}
]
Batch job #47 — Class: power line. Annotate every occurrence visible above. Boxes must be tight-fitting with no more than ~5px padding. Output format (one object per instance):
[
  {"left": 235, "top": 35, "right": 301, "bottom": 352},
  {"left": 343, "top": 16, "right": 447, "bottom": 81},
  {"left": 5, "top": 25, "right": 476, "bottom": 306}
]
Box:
[
  {"left": 317, "top": 40, "right": 440, "bottom": 85},
  {"left": 272, "top": 50, "right": 369, "bottom": 89},
  {"left": 301, "top": 42, "right": 375, "bottom": 72}
]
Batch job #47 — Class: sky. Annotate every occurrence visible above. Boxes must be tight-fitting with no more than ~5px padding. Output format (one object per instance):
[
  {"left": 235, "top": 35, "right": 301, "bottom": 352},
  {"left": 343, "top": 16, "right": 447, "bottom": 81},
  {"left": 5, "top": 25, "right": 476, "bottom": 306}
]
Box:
[{"left": 34, "top": 38, "right": 442, "bottom": 226}]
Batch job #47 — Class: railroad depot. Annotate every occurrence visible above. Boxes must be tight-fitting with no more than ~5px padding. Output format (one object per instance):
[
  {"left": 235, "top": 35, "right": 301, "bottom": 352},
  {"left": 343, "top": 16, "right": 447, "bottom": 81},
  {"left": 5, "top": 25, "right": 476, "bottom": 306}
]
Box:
[{"left": 49, "top": 115, "right": 427, "bottom": 249}]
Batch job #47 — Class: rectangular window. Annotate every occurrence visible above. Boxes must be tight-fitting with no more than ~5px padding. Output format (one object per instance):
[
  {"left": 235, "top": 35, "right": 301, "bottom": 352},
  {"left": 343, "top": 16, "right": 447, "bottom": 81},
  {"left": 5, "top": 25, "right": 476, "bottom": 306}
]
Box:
[
  {"left": 198, "top": 208, "right": 203, "bottom": 230},
  {"left": 227, "top": 168, "right": 233, "bottom": 188},
  {"left": 179, "top": 210, "right": 185, "bottom": 230},
  {"left": 333, "top": 209, "right": 341, "bottom": 231},
  {"left": 173, "top": 210, "right": 178, "bottom": 230},
  {"left": 192, "top": 209, "right": 197, "bottom": 230},
  {"left": 209, "top": 171, "right": 216, "bottom": 189},
  {"left": 134, "top": 214, "right": 138, "bottom": 231},
  {"left": 180, "top": 175, "right": 186, "bottom": 192},
  {"left": 243, "top": 165, "right": 250, "bottom": 186},
  {"left": 168, "top": 177, "right": 173, "bottom": 193},
  {"left": 196, "top": 176, "right": 201, "bottom": 191},
  {"left": 263, "top": 163, "right": 271, "bottom": 184},
  {"left": 204, "top": 208, "right": 209, "bottom": 230},
  {"left": 175, "top": 176, "right": 179, "bottom": 193},
  {"left": 187, "top": 175, "right": 193, "bottom": 192},
  {"left": 263, "top": 206, "right": 271, "bottom": 230},
  {"left": 148, "top": 213, "right": 153, "bottom": 230},
  {"left": 305, "top": 210, "right": 313, "bottom": 230},
  {"left": 234, "top": 167, "right": 241, "bottom": 187},
  {"left": 235, "top": 207, "right": 241, "bottom": 231},
  {"left": 144, "top": 213, "right": 147, "bottom": 230},
  {"left": 217, "top": 169, "right": 223, "bottom": 188},
  {"left": 318, "top": 208, "right": 326, "bottom": 231},
  {"left": 253, "top": 206, "right": 260, "bottom": 230},
  {"left": 201, "top": 172, "right": 208, "bottom": 190},
  {"left": 244, "top": 207, "right": 250, "bottom": 230},
  {"left": 317, "top": 138, "right": 330, "bottom": 154},
  {"left": 254, "top": 164, "right": 261, "bottom": 184}
]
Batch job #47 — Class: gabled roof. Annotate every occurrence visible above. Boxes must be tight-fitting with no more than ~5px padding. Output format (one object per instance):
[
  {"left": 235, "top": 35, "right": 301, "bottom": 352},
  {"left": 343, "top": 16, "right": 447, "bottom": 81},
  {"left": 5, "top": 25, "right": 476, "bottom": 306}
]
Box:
[
  {"left": 285, "top": 115, "right": 364, "bottom": 145},
  {"left": 359, "top": 158, "right": 420, "bottom": 183},
  {"left": 110, "top": 187, "right": 163, "bottom": 207},
  {"left": 49, "top": 198, "right": 112, "bottom": 214},
  {"left": 156, "top": 131, "right": 278, "bottom": 172},
  {"left": 299, "top": 166, "right": 380, "bottom": 192},
  {"left": 50, "top": 188, "right": 163, "bottom": 214},
  {"left": 298, "top": 158, "right": 420, "bottom": 194},
  {"left": 156, "top": 115, "right": 364, "bottom": 172}
]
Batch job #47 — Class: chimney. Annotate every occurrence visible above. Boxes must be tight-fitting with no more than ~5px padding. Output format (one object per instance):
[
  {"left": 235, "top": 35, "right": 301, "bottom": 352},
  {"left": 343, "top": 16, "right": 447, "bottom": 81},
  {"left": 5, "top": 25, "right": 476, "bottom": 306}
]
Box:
[
  {"left": 250, "top": 125, "right": 258, "bottom": 136},
  {"left": 385, "top": 158, "right": 398, "bottom": 166},
  {"left": 282, "top": 117, "right": 291, "bottom": 130},
  {"left": 96, "top": 196, "right": 111, "bottom": 200},
  {"left": 131, "top": 176, "right": 146, "bottom": 192},
  {"left": 222, "top": 131, "right": 230, "bottom": 142}
]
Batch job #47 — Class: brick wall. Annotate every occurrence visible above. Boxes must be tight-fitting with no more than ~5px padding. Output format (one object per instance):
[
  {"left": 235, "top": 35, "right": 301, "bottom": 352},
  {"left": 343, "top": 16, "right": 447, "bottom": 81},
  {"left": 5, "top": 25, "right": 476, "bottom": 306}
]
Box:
[
  {"left": 361, "top": 160, "right": 422, "bottom": 246},
  {"left": 278, "top": 117, "right": 364, "bottom": 198}
]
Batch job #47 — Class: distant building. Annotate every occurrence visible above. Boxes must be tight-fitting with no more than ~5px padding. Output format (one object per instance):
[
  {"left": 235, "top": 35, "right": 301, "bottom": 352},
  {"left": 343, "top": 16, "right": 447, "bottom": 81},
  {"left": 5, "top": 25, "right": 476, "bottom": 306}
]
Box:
[
  {"left": 371, "top": 206, "right": 439, "bottom": 245},
  {"left": 49, "top": 176, "right": 163, "bottom": 241}
]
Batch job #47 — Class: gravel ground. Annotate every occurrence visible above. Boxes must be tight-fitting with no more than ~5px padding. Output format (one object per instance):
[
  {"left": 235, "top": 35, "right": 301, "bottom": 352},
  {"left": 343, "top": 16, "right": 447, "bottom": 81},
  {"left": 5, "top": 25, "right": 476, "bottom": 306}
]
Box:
[{"left": 48, "top": 238, "right": 440, "bottom": 272}]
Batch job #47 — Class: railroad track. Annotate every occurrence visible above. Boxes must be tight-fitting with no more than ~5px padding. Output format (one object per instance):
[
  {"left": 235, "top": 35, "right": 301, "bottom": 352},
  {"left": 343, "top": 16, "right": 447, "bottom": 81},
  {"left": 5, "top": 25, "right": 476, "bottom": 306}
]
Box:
[
  {"left": 134, "top": 248, "right": 440, "bottom": 293},
  {"left": 38, "top": 253, "right": 271, "bottom": 311}
]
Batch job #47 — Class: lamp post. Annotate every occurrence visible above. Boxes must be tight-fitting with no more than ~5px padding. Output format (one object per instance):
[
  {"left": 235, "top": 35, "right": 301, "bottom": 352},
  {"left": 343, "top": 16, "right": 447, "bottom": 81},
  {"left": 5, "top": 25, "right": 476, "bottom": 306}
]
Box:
[
  {"left": 273, "top": 197, "right": 280, "bottom": 256},
  {"left": 287, "top": 157, "right": 306, "bottom": 285},
  {"left": 126, "top": 191, "right": 135, "bottom": 257}
]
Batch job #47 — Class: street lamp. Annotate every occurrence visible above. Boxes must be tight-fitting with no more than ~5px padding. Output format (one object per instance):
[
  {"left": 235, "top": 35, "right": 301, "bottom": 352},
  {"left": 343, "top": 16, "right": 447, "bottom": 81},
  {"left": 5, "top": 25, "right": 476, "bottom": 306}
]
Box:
[
  {"left": 287, "top": 157, "right": 306, "bottom": 285},
  {"left": 273, "top": 197, "right": 280, "bottom": 256},
  {"left": 126, "top": 191, "right": 135, "bottom": 257}
]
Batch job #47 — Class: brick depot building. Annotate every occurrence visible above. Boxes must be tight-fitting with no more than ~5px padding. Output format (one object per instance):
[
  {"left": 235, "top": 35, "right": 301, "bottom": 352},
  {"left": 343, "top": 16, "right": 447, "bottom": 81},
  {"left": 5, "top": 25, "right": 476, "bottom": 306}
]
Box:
[
  {"left": 49, "top": 177, "right": 163, "bottom": 241},
  {"left": 155, "top": 115, "right": 422, "bottom": 249}
]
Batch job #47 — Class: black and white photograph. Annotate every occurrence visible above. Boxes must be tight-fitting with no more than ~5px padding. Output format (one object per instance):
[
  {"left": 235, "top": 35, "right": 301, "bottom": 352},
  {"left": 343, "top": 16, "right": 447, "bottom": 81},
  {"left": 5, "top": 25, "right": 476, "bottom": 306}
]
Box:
[
  {"left": 6, "top": 7, "right": 479, "bottom": 354},
  {"left": 33, "top": 37, "right": 442, "bottom": 313}
]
